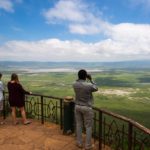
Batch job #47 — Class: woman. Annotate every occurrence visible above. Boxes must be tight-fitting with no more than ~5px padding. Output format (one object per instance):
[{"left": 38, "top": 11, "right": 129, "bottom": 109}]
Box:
[{"left": 7, "top": 73, "right": 31, "bottom": 125}]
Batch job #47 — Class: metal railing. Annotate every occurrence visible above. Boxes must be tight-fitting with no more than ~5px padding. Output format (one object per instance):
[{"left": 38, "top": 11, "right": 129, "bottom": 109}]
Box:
[
  {"left": 3, "top": 92, "right": 63, "bottom": 129},
  {"left": 3, "top": 92, "right": 150, "bottom": 150},
  {"left": 93, "top": 107, "right": 150, "bottom": 150}
]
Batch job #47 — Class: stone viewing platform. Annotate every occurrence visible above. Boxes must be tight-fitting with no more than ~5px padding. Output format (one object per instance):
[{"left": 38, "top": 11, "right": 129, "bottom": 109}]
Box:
[{"left": 0, "top": 118, "right": 105, "bottom": 150}]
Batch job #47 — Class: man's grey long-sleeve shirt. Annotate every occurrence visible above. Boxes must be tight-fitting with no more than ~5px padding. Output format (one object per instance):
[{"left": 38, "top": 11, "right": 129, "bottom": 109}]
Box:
[{"left": 73, "top": 79, "right": 98, "bottom": 107}]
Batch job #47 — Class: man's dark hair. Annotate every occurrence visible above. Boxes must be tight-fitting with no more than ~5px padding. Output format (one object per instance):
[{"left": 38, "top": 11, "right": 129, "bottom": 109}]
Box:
[{"left": 78, "top": 69, "right": 87, "bottom": 80}]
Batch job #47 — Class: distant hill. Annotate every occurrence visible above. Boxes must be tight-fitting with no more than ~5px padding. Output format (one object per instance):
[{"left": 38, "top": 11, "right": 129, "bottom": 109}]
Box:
[{"left": 0, "top": 60, "right": 150, "bottom": 72}]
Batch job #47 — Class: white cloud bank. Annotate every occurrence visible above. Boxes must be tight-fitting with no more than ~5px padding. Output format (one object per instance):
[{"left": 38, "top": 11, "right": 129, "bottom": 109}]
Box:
[
  {"left": 0, "top": 0, "right": 150, "bottom": 62},
  {"left": 0, "top": 32, "right": 150, "bottom": 61}
]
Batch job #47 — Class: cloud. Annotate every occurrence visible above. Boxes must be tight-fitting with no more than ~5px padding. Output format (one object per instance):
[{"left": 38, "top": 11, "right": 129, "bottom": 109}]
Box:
[
  {"left": 128, "top": 0, "right": 150, "bottom": 12},
  {"left": 0, "top": 0, "right": 22, "bottom": 12},
  {"left": 43, "top": 0, "right": 108, "bottom": 35},
  {"left": 129, "top": 0, "right": 150, "bottom": 7},
  {"left": 0, "top": 0, "right": 14, "bottom": 12},
  {"left": 99, "top": 23, "right": 150, "bottom": 58},
  {"left": 0, "top": 39, "right": 95, "bottom": 61},
  {"left": 43, "top": 0, "right": 86, "bottom": 23}
]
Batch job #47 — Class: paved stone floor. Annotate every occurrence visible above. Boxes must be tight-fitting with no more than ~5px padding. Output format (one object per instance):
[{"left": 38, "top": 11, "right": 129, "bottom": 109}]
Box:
[{"left": 0, "top": 118, "right": 106, "bottom": 150}]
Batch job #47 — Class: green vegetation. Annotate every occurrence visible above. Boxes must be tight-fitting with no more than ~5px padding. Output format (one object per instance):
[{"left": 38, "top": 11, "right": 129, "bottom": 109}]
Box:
[{"left": 2, "top": 70, "right": 150, "bottom": 128}]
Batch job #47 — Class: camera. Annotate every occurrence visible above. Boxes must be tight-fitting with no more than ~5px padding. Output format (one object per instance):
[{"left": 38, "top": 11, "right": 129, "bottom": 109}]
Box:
[{"left": 86, "top": 74, "right": 91, "bottom": 80}]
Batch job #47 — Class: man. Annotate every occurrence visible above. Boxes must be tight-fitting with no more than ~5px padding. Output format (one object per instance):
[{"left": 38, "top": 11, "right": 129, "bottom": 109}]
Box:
[
  {"left": 0, "top": 73, "right": 5, "bottom": 124},
  {"left": 73, "top": 69, "right": 98, "bottom": 150}
]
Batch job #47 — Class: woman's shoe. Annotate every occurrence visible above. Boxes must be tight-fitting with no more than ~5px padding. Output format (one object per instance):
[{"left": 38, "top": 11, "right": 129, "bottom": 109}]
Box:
[
  {"left": 13, "top": 121, "right": 19, "bottom": 125},
  {"left": 0, "top": 121, "right": 5, "bottom": 125},
  {"left": 24, "top": 120, "right": 31, "bottom": 125}
]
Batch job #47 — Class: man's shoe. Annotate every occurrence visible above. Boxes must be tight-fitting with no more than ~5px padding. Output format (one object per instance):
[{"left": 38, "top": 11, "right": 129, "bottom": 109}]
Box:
[{"left": 76, "top": 143, "right": 83, "bottom": 148}]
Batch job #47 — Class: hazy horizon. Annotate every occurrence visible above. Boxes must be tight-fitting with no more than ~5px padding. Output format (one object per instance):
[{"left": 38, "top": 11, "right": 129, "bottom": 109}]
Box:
[{"left": 1, "top": 60, "right": 150, "bottom": 73}]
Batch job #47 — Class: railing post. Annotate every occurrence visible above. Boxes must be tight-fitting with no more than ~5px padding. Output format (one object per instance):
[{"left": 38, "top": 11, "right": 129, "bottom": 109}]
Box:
[
  {"left": 41, "top": 96, "right": 44, "bottom": 124},
  {"left": 99, "top": 110, "right": 103, "bottom": 150},
  {"left": 3, "top": 91, "right": 6, "bottom": 120},
  {"left": 60, "top": 98, "right": 63, "bottom": 129},
  {"left": 63, "top": 96, "right": 74, "bottom": 134},
  {"left": 128, "top": 122, "right": 133, "bottom": 150},
  {"left": 93, "top": 112, "right": 96, "bottom": 142}
]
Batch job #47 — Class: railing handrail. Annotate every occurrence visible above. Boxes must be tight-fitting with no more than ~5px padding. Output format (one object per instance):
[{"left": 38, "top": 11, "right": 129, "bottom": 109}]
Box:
[
  {"left": 27, "top": 93, "right": 64, "bottom": 101},
  {"left": 93, "top": 106, "right": 150, "bottom": 134},
  {"left": 4, "top": 91, "right": 64, "bottom": 101}
]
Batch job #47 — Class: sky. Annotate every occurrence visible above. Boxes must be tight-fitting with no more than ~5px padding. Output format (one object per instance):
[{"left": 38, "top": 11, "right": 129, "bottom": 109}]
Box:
[{"left": 0, "top": 0, "right": 150, "bottom": 62}]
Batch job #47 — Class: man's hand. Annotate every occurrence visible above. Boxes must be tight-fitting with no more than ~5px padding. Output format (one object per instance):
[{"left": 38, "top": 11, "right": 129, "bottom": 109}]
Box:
[
  {"left": 87, "top": 74, "right": 95, "bottom": 84},
  {"left": 86, "top": 74, "right": 92, "bottom": 81}
]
